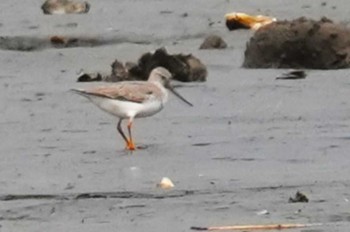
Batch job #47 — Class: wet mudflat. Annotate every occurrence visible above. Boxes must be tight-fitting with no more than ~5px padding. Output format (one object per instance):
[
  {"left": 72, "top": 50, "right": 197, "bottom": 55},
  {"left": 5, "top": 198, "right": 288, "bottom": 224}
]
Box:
[{"left": 1, "top": 0, "right": 350, "bottom": 231}]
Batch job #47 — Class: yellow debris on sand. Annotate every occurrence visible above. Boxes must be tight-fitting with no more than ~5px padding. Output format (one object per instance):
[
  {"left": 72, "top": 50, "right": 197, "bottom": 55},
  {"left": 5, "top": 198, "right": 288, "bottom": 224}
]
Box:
[{"left": 225, "top": 12, "right": 276, "bottom": 30}]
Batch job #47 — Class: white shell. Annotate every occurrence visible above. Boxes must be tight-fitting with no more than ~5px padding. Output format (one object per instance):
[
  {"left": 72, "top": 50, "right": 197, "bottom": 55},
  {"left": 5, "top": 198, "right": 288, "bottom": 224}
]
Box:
[{"left": 157, "top": 177, "right": 174, "bottom": 189}]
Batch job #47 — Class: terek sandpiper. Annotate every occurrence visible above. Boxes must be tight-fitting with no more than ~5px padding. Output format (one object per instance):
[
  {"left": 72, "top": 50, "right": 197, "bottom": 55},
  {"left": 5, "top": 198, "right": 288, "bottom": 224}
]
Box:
[{"left": 72, "top": 67, "right": 192, "bottom": 151}]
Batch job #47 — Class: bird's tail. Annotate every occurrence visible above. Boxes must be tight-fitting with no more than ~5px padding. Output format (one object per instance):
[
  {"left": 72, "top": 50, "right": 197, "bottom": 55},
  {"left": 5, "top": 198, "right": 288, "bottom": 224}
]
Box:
[
  {"left": 70, "top": 89, "right": 91, "bottom": 98},
  {"left": 71, "top": 88, "right": 84, "bottom": 94}
]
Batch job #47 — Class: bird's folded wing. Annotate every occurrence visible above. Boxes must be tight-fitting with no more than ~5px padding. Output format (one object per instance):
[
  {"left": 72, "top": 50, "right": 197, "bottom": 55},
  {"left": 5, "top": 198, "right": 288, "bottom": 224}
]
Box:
[{"left": 83, "top": 82, "right": 158, "bottom": 103}]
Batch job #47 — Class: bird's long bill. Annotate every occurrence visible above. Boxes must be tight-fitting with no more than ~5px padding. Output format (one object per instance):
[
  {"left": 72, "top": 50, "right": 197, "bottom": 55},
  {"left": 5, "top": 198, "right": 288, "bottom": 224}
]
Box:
[{"left": 168, "top": 86, "right": 193, "bottom": 107}]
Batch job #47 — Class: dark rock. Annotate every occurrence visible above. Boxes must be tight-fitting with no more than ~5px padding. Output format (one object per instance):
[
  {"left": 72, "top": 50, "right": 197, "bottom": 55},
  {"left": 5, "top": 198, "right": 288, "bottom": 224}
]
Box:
[
  {"left": 243, "top": 17, "right": 350, "bottom": 69},
  {"left": 288, "top": 191, "right": 309, "bottom": 203},
  {"left": 199, "top": 35, "right": 227, "bottom": 49}
]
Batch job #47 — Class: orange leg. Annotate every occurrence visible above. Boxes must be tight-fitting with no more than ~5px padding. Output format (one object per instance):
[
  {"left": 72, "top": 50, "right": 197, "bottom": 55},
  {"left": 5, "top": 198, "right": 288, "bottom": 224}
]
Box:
[
  {"left": 117, "top": 119, "right": 130, "bottom": 149},
  {"left": 127, "top": 119, "right": 136, "bottom": 151}
]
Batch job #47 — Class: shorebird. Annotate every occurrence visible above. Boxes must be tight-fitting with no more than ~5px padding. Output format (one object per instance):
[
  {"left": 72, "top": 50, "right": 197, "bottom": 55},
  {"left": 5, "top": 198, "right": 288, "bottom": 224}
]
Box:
[{"left": 72, "top": 67, "right": 193, "bottom": 151}]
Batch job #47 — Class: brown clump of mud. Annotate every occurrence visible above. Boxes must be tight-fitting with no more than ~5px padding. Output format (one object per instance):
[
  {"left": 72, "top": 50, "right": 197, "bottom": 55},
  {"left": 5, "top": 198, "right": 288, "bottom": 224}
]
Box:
[
  {"left": 79, "top": 48, "right": 207, "bottom": 83},
  {"left": 128, "top": 48, "right": 207, "bottom": 82},
  {"left": 243, "top": 17, "right": 350, "bottom": 69}
]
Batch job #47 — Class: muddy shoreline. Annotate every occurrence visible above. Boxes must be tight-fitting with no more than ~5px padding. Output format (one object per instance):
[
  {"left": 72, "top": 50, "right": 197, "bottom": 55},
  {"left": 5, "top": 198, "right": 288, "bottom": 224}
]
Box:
[{"left": 1, "top": 0, "right": 350, "bottom": 231}]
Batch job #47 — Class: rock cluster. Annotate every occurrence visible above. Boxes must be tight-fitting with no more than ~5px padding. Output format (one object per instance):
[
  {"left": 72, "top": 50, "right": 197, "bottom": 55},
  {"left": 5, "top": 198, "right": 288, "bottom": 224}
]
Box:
[{"left": 78, "top": 48, "right": 207, "bottom": 83}]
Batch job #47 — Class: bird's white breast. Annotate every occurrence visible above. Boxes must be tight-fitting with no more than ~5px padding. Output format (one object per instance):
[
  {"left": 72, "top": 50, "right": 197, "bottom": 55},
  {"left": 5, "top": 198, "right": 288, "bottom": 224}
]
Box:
[{"left": 87, "top": 95, "right": 164, "bottom": 119}]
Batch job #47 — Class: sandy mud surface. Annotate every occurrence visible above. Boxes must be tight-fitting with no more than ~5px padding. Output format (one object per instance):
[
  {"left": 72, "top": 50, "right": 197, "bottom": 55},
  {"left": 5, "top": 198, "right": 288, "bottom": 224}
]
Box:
[{"left": 1, "top": 0, "right": 350, "bottom": 231}]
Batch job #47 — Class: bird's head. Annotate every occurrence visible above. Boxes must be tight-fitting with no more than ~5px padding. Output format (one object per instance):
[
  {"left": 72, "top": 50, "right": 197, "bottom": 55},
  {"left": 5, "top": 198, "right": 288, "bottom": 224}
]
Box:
[{"left": 149, "top": 67, "right": 193, "bottom": 107}]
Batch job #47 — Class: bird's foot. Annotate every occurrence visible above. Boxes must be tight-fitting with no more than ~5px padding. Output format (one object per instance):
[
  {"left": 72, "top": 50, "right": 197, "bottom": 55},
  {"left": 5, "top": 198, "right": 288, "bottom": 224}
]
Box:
[{"left": 126, "top": 140, "right": 136, "bottom": 151}]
